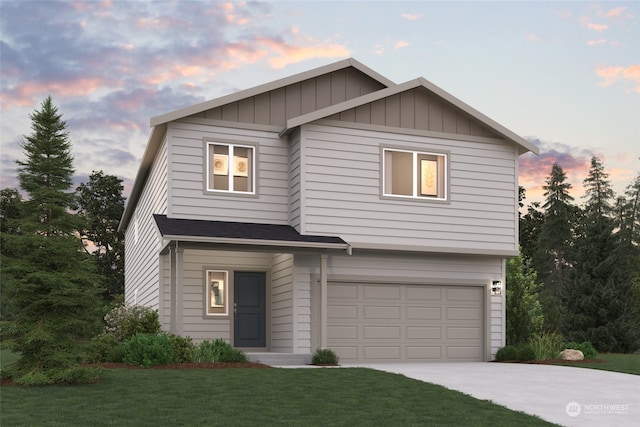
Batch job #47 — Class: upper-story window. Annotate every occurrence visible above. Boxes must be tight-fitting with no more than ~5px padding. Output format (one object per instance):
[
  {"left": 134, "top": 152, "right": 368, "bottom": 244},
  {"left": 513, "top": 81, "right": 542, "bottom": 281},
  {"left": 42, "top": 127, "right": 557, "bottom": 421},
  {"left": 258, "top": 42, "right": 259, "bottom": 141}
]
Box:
[
  {"left": 206, "top": 142, "right": 255, "bottom": 193},
  {"left": 383, "top": 148, "right": 447, "bottom": 200}
]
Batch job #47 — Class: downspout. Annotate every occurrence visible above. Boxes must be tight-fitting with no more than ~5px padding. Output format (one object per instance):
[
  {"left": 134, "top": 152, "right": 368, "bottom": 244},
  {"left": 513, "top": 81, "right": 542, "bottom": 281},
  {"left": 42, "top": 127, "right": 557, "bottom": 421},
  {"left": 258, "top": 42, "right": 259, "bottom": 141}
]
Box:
[{"left": 320, "top": 254, "right": 328, "bottom": 349}]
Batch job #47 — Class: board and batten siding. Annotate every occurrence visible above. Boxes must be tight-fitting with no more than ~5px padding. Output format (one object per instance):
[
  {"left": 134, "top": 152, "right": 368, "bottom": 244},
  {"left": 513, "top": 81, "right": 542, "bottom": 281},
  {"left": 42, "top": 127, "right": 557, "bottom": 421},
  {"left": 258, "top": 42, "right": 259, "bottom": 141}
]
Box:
[
  {"left": 299, "top": 123, "right": 519, "bottom": 253},
  {"left": 298, "top": 251, "right": 504, "bottom": 359},
  {"left": 186, "top": 68, "right": 387, "bottom": 127},
  {"left": 166, "top": 120, "right": 290, "bottom": 224},
  {"left": 124, "top": 137, "right": 168, "bottom": 309}
]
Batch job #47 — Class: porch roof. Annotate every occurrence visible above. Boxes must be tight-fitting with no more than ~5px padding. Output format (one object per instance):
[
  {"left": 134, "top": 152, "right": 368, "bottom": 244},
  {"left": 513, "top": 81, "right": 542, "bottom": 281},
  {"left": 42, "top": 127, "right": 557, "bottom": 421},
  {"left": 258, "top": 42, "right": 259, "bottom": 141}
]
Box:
[{"left": 153, "top": 215, "right": 350, "bottom": 251}]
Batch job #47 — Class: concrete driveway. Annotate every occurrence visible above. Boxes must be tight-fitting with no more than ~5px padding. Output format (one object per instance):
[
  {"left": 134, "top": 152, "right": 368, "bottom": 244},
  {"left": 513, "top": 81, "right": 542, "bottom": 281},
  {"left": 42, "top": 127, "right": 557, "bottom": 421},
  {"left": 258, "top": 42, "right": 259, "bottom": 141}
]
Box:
[{"left": 342, "top": 362, "right": 639, "bottom": 427}]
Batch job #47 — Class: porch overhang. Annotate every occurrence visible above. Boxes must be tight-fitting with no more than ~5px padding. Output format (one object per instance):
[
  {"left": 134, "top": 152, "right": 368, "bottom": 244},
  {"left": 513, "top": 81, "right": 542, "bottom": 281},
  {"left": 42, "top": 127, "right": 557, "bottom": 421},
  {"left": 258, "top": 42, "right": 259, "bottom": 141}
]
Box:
[{"left": 154, "top": 215, "right": 351, "bottom": 254}]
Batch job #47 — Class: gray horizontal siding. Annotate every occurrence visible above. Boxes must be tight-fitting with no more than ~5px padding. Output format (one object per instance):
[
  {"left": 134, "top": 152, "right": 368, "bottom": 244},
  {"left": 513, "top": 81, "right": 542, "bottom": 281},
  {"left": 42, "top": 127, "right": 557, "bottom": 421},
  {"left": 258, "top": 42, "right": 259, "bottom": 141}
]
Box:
[
  {"left": 299, "top": 124, "right": 518, "bottom": 252},
  {"left": 167, "top": 121, "right": 289, "bottom": 223},
  {"left": 124, "top": 137, "right": 168, "bottom": 309}
]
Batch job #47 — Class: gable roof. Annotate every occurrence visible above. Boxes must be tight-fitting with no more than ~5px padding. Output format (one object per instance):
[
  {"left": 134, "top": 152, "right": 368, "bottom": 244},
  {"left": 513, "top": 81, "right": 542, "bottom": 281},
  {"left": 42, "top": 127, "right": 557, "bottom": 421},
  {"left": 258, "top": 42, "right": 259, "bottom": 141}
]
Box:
[
  {"left": 283, "top": 78, "right": 539, "bottom": 155},
  {"left": 150, "top": 58, "right": 395, "bottom": 127},
  {"left": 153, "top": 215, "right": 349, "bottom": 251}
]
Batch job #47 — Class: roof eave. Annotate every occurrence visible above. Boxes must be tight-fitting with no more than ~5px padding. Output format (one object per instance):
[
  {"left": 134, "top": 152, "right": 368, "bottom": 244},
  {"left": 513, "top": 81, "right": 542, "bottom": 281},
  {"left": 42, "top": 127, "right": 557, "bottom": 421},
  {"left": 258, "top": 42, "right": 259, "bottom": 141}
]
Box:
[{"left": 161, "top": 234, "right": 351, "bottom": 252}]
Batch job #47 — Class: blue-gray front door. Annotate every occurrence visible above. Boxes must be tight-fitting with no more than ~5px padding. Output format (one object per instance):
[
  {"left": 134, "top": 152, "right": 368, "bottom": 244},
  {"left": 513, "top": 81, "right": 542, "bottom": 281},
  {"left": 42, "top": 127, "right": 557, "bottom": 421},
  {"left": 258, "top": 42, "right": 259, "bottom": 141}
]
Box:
[{"left": 234, "top": 272, "right": 266, "bottom": 347}]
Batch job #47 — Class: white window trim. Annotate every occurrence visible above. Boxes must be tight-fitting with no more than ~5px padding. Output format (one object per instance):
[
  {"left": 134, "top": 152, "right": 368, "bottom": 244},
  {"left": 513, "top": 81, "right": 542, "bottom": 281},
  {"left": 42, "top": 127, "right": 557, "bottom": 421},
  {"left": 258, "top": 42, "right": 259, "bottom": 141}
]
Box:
[
  {"left": 205, "top": 141, "right": 256, "bottom": 194},
  {"left": 382, "top": 147, "right": 448, "bottom": 201},
  {"left": 205, "top": 270, "right": 229, "bottom": 316}
]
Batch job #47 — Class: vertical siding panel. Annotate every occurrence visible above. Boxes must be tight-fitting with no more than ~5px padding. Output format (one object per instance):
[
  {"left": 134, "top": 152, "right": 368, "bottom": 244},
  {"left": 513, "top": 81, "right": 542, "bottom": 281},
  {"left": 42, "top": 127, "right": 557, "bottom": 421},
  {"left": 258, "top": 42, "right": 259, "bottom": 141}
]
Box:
[
  {"left": 370, "top": 99, "right": 386, "bottom": 125},
  {"left": 442, "top": 104, "right": 457, "bottom": 133},
  {"left": 468, "top": 117, "right": 484, "bottom": 136},
  {"left": 456, "top": 112, "right": 471, "bottom": 135},
  {"left": 414, "top": 90, "right": 430, "bottom": 131},
  {"left": 339, "top": 108, "right": 356, "bottom": 122},
  {"left": 285, "top": 83, "right": 302, "bottom": 119},
  {"left": 254, "top": 93, "right": 270, "bottom": 125},
  {"left": 301, "top": 79, "right": 317, "bottom": 114},
  {"left": 238, "top": 98, "right": 255, "bottom": 123},
  {"left": 428, "top": 97, "right": 443, "bottom": 132},
  {"left": 205, "top": 107, "right": 222, "bottom": 121},
  {"left": 400, "top": 91, "right": 415, "bottom": 129},
  {"left": 221, "top": 102, "right": 239, "bottom": 122},
  {"left": 345, "top": 68, "right": 361, "bottom": 99},
  {"left": 355, "top": 104, "right": 372, "bottom": 124},
  {"left": 385, "top": 94, "right": 401, "bottom": 127},
  {"left": 330, "top": 70, "right": 347, "bottom": 104},
  {"left": 316, "top": 74, "right": 332, "bottom": 109},
  {"left": 269, "top": 87, "right": 286, "bottom": 126}
]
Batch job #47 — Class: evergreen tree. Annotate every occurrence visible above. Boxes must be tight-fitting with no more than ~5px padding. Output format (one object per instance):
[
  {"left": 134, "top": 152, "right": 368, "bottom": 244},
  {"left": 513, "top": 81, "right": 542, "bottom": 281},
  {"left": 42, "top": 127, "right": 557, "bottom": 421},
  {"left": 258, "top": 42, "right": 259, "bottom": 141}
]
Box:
[
  {"left": 0, "top": 97, "right": 103, "bottom": 385},
  {"left": 76, "top": 171, "right": 126, "bottom": 301},
  {"left": 506, "top": 254, "right": 543, "bottom": 345},
  {"left": 518, "top": 186, "right": 544, "bottom": 263},
  {"left": 561, "top": 157, "right": 640, "bottom": 352},
  {"left": 534, "top": 163, "right": 576, "bottom": 331}
]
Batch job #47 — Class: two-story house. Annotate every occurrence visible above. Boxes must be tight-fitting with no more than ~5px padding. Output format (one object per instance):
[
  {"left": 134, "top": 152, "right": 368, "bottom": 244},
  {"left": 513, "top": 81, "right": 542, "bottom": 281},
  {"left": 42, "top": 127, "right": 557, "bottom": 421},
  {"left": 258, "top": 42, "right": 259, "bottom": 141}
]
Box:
[{"left": 119, "top": 58, "right": 538, "bottom": 364}]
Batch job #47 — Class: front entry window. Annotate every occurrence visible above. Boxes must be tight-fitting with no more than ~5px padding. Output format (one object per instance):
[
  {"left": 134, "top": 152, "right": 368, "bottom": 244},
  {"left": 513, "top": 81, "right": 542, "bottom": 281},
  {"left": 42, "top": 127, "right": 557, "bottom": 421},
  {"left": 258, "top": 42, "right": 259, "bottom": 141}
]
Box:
[{"left": 206, "top": 270, "right": 228, "bottom": 315}]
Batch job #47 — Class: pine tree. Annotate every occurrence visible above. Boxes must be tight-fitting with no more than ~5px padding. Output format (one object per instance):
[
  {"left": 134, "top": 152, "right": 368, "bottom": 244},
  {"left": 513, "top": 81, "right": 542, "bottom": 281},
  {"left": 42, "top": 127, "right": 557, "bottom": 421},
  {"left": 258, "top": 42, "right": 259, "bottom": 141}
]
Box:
[
  {"left": 534, "top": 163, "right": 576, "bottom": 331},
  {"left": 76, "top": 171, "right": 126, "bottom": 301},
  {"left": 0, "top": 97, "right": 103, "bottom": 385},
  {"left": 506, "top": 254, "right": 543, "bottom": 345},
  {"left": 561, "top": 157, "right": 640, "bottom": 352}
]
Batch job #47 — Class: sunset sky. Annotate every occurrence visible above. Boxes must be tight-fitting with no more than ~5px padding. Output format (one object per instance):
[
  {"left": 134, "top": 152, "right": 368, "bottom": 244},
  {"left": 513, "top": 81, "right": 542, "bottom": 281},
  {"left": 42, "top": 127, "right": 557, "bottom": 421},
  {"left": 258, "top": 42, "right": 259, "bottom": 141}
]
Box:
[{"left": 1, "top": 1, "right": 638, "bottom": 208}]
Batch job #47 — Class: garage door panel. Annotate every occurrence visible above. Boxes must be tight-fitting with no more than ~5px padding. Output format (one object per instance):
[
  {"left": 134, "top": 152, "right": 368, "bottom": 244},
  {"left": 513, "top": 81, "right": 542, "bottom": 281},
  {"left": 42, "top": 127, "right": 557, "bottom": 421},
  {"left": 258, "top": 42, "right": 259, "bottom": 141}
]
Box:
[
  {"left": 406, "top": 346, "right": 442, "bottom": 360},
  {"left": 364, "top": 305, "right": 401, "bottom": 319},
  {"left": 364, "top": 285, "right": 400, "bottom": 299},
  {"left": 328, "top": 282, "right": 484, "bottom": 363},
  {"left": 364, "top": 346, "right": 401, "bottom": 359},
  {"left": 328, "top": 326, "right": 358, "bottom": 339},
  {"left": 406, "top": 306, "right": 441, "bottom": 320},
  {"left": 406, "top": 287, "right": 442, "bottom": 301},
  {"left": 406, "top": 326, "right": 441, "bottom": 339},
  {"left": 328, "top": 305, "right": 358, "bottom": 319},
  {"left": 364, "top": 326, "right": 401, "bottom": 339},
  {"left": 447, "top": 307, "right": 481, "bottom": 321}
]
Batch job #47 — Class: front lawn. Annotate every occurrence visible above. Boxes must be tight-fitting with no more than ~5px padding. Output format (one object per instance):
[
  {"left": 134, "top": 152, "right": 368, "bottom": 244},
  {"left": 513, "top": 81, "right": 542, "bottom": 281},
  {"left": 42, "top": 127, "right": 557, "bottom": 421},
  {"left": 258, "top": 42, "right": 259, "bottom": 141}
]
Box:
[
  {"left": 1, "top": 367, "right": 555, "bottom": 426},
  {"left": 555, "top": 352, "right": 640, "bottom": 375}
]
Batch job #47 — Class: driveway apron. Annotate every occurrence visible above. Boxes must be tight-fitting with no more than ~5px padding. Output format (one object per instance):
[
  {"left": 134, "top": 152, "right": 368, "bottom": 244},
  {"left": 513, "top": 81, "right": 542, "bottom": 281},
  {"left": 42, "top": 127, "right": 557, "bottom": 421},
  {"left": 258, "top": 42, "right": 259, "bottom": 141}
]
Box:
[{"left": 345, "top": 362, "right": 639, "bottom": 427}]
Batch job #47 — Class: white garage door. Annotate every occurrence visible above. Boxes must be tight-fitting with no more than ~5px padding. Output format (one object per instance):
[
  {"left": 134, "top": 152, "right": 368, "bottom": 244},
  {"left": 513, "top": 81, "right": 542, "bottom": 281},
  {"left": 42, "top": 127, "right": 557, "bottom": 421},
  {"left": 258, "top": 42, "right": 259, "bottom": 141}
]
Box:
[{"left": 327, "top": 282, "right": 484, "bottom": 363}]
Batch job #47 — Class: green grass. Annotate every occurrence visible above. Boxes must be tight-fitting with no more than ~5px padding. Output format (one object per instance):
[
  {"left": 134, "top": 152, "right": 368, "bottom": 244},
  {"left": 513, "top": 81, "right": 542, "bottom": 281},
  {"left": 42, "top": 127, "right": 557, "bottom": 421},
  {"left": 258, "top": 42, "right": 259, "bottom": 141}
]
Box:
[
  {"left": 1, "top": 367, "right": 555, "bottom": 426},
  {"left": 557, "top": 352, "right": 640, "bottom": 375}
]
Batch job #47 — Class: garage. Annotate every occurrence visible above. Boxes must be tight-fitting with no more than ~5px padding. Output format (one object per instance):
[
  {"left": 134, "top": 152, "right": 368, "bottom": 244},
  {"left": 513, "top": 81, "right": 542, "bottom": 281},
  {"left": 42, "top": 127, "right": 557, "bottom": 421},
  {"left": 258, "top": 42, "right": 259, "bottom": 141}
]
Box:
[{"left": 327, "top": 282, "right": 484, "bottom": 363}]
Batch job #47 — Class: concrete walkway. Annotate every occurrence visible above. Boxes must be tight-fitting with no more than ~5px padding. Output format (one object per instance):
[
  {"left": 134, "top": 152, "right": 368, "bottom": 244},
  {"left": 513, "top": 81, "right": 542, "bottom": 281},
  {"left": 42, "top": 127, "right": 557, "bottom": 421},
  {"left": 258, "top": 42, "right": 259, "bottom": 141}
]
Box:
[{"left": 340, "top": 363, "right": 639, "bottom": 427}]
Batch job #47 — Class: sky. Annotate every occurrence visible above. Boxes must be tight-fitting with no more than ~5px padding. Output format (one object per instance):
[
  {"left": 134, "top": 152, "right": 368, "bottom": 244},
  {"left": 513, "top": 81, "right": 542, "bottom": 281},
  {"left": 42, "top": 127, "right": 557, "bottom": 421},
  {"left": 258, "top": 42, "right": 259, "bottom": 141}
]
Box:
[{"left": 1, "top": 0, "right": 638, "bottom": 209}]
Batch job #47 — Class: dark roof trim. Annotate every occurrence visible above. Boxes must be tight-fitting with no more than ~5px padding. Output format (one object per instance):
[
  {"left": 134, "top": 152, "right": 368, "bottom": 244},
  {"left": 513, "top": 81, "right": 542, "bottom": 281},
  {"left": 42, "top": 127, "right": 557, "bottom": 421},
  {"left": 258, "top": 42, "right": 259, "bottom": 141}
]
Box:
[{"left": 153, "top": 215, "right": 350, "bottom": 251}]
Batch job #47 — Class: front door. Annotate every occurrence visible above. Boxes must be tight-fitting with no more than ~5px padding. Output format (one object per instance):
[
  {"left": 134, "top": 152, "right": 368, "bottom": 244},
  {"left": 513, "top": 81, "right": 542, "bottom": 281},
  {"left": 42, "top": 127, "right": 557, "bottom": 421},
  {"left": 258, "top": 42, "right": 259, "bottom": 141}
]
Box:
[{"left": 234, "top": 272, "right": 266, "bottom": 348}]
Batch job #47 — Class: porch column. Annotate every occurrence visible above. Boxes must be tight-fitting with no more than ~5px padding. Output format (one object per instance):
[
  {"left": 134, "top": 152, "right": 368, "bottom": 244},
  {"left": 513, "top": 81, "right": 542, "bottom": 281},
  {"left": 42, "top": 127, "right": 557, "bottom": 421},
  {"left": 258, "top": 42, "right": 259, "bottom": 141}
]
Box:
[
  {"left": 320, "top": 254, "right": 328, "bottom": 348},
  {"left": 169, "top": 243, "right": 177, "bottom": 334},
  {"left": 175, "top": 245, "right": 184, "bottom": 336}
]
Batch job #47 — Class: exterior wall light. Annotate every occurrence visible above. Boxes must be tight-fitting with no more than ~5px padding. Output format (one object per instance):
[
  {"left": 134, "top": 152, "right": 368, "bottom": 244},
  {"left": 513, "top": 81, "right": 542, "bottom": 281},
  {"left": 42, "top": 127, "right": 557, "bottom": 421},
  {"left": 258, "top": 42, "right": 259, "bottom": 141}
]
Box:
[{"left": 491, "top": 280, "right": 502, "bottom": 295}]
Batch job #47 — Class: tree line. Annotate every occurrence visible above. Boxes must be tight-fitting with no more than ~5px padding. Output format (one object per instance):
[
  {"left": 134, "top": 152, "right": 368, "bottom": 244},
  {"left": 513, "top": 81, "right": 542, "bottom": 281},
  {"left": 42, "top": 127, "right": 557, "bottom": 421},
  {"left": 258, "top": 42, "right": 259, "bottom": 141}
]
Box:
[{"left": 509, "top": 158, "right": 640, "bottom": 353}]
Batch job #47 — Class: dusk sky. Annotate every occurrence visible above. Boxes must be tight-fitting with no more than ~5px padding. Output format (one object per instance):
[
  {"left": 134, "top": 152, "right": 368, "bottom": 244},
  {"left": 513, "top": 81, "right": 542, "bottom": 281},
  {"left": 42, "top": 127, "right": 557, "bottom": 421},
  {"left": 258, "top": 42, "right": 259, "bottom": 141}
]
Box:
[{"left": 1, "top": 1, "right": 638, "bottom": 208}]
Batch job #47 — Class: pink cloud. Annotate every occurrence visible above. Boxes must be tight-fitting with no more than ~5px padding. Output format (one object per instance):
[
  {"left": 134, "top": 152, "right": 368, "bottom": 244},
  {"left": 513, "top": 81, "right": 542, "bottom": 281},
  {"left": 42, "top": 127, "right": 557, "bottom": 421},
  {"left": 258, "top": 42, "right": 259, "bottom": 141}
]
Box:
[
  {"left": 595, "top": 64, "right": 640, "bottom": 93},
  {"left": 394, "top": 41, "right": 409, "bottom": 49},
  {"left": 524, "top": 34, "right": 540, "bottom": 43},
  {"left": 605, "top": 6, "right": 627, "bottom": 18},
  {"left": 401, "top": 13, "right": 422, "bottom": 21},
  {"left": 587, "top": 39, "right": 607, "bottom": 46},
  {"left": 587, "top": 22, "right": 609, "bottom": 32}
]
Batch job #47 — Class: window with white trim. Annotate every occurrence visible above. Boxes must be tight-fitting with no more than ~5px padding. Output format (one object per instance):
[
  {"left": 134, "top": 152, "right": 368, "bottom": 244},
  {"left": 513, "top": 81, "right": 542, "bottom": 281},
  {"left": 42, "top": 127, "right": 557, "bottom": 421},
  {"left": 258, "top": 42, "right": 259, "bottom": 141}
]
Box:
[
  {"left": 383, "top": 148, "right": 447, "bottom": 199},
  {"left": 206, "top": 142, "right": 254, "bottom": 193},
  {"left": 206, "top": 270, "right": 228, "bottom": 316}
]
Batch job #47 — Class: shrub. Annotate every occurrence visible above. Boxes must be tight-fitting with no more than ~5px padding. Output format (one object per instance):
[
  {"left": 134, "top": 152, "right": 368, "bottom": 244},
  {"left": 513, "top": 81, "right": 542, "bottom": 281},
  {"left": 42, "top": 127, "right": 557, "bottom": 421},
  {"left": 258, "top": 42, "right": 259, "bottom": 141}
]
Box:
[
  {"left": 85, "top": 333, "right": 121, "bottom": 363},
  {"left": 311, "top": 348, "right": 339, "bottom": 365},
  {"left": 529, "top": 332, "right": 564, "bottom": 360},
  {"left": 122, "top": 333, "right": 174, "bottom": 367},
  {"left": 104, "top": 304, "right": 160, "bottom": 342},
  {"left": 515, "top": 343, "right": 536, "bottom": 362},
  {"left": 192, "top": 339, "right": 246, "bottom": 363},
  {"left": 564, "top": 341, "right": 598, "bottom": 359},
  {"left": 495, "top": 345, "right": 518, "bottom": 361},
  {"left": 167, "top": 333, "right": 196, "bottom": 363}
]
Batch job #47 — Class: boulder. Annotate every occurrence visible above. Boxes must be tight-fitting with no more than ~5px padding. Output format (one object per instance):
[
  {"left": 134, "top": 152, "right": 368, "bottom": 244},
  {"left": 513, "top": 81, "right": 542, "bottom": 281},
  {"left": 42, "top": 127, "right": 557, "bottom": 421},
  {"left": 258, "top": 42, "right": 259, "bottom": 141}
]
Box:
[{"left": 560, "top": 349, "right": 584, "bottom": 361}]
